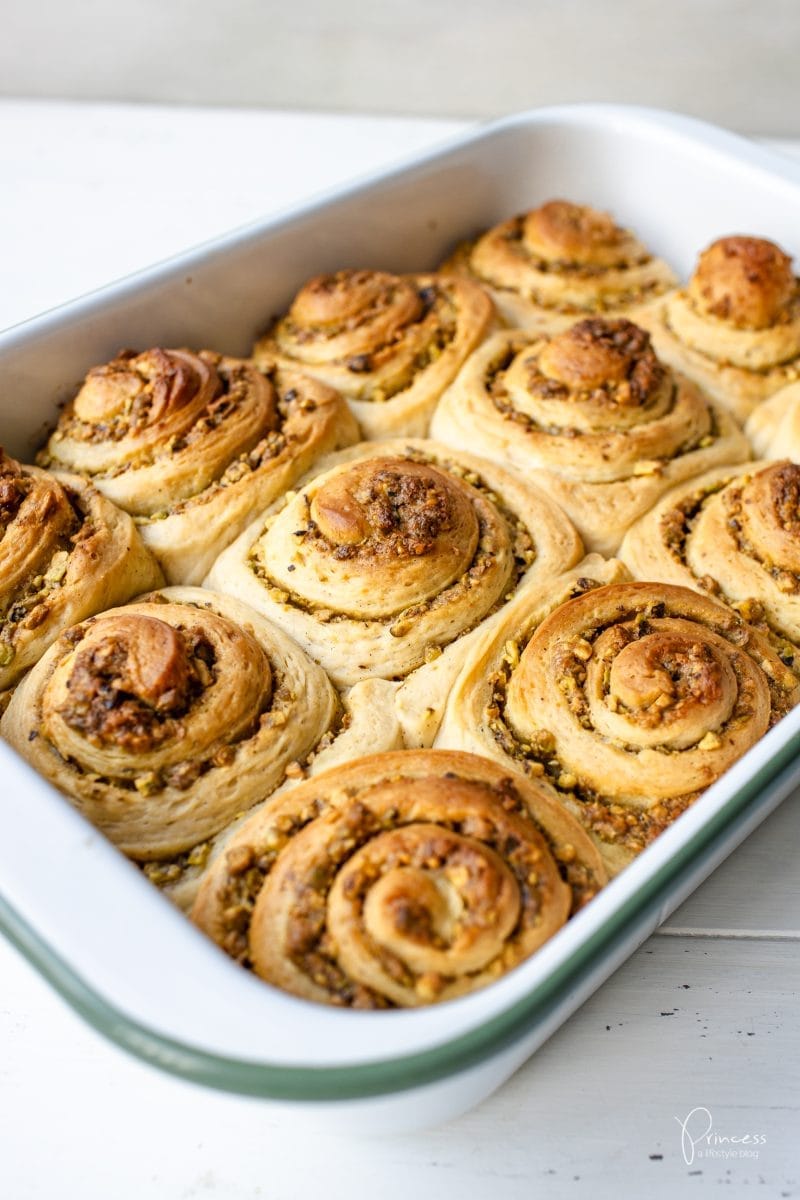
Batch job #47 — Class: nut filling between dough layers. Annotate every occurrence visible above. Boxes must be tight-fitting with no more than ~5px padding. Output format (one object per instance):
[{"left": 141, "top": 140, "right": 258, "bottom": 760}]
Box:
[
  {"left": 39, "top": 349, "right": 292, "bottom": 518},
  {"left": 457, "top": 199, "right": 675, "bottom": 318},
  {"left": 247, "top": 452, "right": 534, "bottom": 637},
  {"left": 192, "top": 753, "right": 606, "bottom": 1009},
  {"left": 623, "top": 460, "right": 800, "bottom": 671},
  {"left": 41, "top": 608, "right": 274, "bottom": 793},
  {"left": 0, "top": 455, "right": 84, "bottom": 661},
  {"left": 484, "top": 320, "right": 717, "bottom": 477},
  {"left": 483, "top": 581, "right": 799, "bottom": 856}
]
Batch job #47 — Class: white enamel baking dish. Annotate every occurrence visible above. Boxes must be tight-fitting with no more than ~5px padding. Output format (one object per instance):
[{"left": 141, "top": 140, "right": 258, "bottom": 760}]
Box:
[{"left": 3, "top": 104, "right": 800, "bottom": 1135}]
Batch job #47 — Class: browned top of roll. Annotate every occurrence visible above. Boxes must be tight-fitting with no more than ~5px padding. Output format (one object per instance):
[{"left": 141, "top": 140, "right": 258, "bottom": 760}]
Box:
[
  {"left": 0, "top": 447, "right": 76, "bottom": 548},
  {"left": 70, "top": 347, "right": 228, "bottom": 437},
  {"left": 288, "top": 269, "right": 423, "bottom": 339},
  {"left": 45, "top": 606, "right": 273, "bottom": 767},
  {"left": 535, "top": 317, "right": 664, "bottom": 401},
  {"left": 522, "top": 199, "right": 646, "bottom": 269},
  {"left": 39, "top": 346, "right": 290, "bottom": 511},
  {"left": 57, "top": 614, "right": 224, "bottom": 753},
  {"left": 505, "top": 581, "right": 800, "bottom": 810},
  {"left": 260, "top": 452, "right": 498, "bottom": 620},
  {"left": 309, "top": 455, "right": 479, "bottom": 566},
  {"left": 688, "top": 236, "right": 796, "bottom": 330},
  {"left": 191, "top": 748, "right": 607, "bottom": 1007}
]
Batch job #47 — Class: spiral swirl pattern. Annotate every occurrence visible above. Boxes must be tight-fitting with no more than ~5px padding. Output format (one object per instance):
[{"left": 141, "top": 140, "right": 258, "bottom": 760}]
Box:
[
  {"left": 435, "top": 570, "right": 799, "bottom": 874},
  {"left": 253, "top": 269, "right": 493, "bottom": 438},
  {"left": 0, "top": 449, "right": 162, "bottom": 693},
  {"left": 39, "top": 347, "right": 358, "bottom": 584},
  {"left": 191, "top": 750, "right": 607, "bottom": 1008},
  {"left": 1, "top": 589, "right": 366, "bottom": 864},
  {"left": 206, "top": 438, "right": 583, "bottom": 743},
  {"left": 442, "top": 199, "right": 675, "bottom": 332},
  {"left": 431, "top": 318, "right": 750, "bottom": 555},
  {"left": 640, "top": 236, "right": 800, "bottom": 421},
  {"left": 621, "top": 460, "right": 800, "bottom": 666}
]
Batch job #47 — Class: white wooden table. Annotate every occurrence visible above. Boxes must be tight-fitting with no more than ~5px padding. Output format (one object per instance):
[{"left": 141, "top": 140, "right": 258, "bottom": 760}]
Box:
[{"left": 1, "top": 102, "right": 798, "bottom": 1199}]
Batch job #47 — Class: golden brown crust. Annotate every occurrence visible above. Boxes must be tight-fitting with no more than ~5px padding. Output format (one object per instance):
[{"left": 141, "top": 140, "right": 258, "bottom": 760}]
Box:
[
  {"left": 620, "top": 460, "right": 800, "bottom": 666},
  {"left": 253, "top": 269, "right": 494, "bottom": 439},
  {"left": 292, "top": 456, "right": 481, "bottom": 617},
  {"left": 0, "top": 449, "right": 163, "bottom": 691},
  {"left": 522, "top": 200, "right": 643, "bottom": 269},
  {"left": 38, "top": 348, "right": 359, "bottom": 584},
  {"left": 639, "top": 236, "right": 800, "bottom": 421},
  {"left": 191, "top": 748, "right": 607, "bottom": 1008},
  {"left": 205, "top": 437, "right": 583, "bottom": 745},
  {"left": 435, "top": 566, "right": 799, "bottom": 875},
  {"left": 442, "top": 200, "right": 675, "bottom": 332},
  {"left": 57, "top": 614, "right": 216, "bottom": 752},
  {"left": 431, "top": 319, "right": 750, "bottom": 554},
  {"left": 0, "top": 588, "right": 400, "bottom": 867},
  {"left": 689, "top": 237, "right": 795, "bottom": 330}
]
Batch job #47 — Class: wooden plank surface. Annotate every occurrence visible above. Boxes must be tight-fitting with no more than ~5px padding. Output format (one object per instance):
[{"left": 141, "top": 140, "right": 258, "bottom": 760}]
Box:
[{"left": 1, "top": 928, "right": 797, "bottom": 1198}]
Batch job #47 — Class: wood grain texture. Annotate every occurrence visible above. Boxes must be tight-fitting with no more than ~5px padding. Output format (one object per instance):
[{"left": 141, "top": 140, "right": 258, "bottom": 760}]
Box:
[{"left": 1, "top": 926, "right": 797, "bottom": 1198}]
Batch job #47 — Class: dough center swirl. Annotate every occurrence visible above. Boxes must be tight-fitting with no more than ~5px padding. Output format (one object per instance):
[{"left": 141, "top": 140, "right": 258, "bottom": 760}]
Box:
[
  {"left": 261, "top": 455, "right": 499, "bottom": 619},
  {"left": 41, "top": 607, "right": 273, "bottom": 779}
]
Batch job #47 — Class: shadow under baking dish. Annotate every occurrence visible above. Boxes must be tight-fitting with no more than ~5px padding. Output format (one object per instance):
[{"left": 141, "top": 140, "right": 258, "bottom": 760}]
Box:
[{"left": 3, "top": 104, "right": 800, "bottom": 1125}]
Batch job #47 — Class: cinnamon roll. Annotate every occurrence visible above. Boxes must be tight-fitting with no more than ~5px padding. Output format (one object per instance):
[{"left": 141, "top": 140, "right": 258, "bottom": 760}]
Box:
[
  {"left": 640, "top": 236, "right": 800, "bottom": 422},
  {"left": 1, "top": 588, "right": 402, "bottom": 905},
  {"left": 620, "top": 460, "right": 800, "bottom": 668},
  {"left": 431, "top": 317, "right": 750, "bottom": 555},
  {"left": 252, "top": 269, "right": 494, "bottom": 439},
  {"left": 442, "top": 199, "right": 675, "bottom": 332},
  {"left": 0, "top": 449, "right": 162, "bottom": 697},
  {"left": 38, "top": 347, "right": 359, "bottom": 585},
  {"left": 436, "top": 568, "right": 799, "bottom": 874},
  {"left": 205, "top": 438, "right": 583, "bottom": 745},
  {"left": 191, "top": 749, "right": 607, "bottom": 1008}
]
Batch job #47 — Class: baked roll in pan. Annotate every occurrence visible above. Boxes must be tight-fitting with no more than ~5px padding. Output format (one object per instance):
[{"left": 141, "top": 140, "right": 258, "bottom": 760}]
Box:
[
  {"left": 254, "top": 268, "right": 494, "bottom": 439},
  {"left": 205, "top": 437, "right": 583, "bottom": 745},
  {"left": 192, "top": 749, "right": 606, "bottom": 1008},
  {"left": 639, "top": 235, "right": 800, "bottom": 422},
  {"left": 431, "top": 317, "right": 749, "bottom": 555},
  {"left": 1, "top": 588, "right": 402, "bottom": 909},
  {"left": 620, "top": 459, "right": 800, "bottom": 667},
  {"left": 442, "top": 198, "right": 675, "bottom": 332},
  {"left": 436, "top": 566, "right": 799, "bottom": 875},
  {"left": 39, "top": 347, "right": 359, "bottom": 584},
  {"left": 0, "top": 449, "right": 162, "bottom": 697}
]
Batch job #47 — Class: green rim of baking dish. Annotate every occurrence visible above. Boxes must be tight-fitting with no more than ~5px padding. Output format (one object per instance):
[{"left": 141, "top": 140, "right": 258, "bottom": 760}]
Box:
[{"left": 1, "top": 727, "right": 798, "bottom": 1103}]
